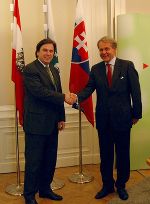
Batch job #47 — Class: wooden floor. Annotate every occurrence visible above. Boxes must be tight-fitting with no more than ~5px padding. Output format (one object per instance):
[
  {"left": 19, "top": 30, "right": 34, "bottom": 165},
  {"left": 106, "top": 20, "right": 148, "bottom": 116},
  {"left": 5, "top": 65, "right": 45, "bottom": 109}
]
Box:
[{"left": 0, "top": 164, "right": 150, "bottom": 204}]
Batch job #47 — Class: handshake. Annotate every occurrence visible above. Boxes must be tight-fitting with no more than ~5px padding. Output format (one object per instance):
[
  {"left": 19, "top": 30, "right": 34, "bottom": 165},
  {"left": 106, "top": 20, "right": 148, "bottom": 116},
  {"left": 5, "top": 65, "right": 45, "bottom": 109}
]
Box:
[{"left": 65, "top": 93, "right": 77, "bottom": 105}]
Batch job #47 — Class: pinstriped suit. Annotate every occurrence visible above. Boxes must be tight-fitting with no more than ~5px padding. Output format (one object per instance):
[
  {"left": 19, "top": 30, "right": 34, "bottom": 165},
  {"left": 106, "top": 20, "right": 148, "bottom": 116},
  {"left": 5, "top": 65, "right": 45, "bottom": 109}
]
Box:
[
  {"left": 23, "top": 59, "right": 65, "bottom": 199},
  {"left": 78, "top": 58, "right": 142, "bottom": 189}
]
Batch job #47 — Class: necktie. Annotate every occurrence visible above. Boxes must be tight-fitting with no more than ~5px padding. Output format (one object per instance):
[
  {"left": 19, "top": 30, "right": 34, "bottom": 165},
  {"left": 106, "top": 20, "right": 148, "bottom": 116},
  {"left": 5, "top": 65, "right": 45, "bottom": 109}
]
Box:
[
  {"left": 106, "top": 63, "right": 112, "bottom": 87},
  {"left": 45, "top": 65, "right": 57, "bottom": 91}
]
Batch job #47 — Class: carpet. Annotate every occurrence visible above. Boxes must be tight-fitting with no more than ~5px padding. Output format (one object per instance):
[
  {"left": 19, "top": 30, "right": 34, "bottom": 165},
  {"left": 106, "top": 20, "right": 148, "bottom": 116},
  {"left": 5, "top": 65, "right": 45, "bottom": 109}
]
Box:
[{"left": 108, "top": 177, "right": 150, "bottom": 204}]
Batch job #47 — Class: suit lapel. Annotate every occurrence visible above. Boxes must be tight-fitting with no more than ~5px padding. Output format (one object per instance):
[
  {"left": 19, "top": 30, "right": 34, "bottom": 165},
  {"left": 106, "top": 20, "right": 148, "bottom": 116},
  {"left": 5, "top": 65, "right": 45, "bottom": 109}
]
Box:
[
  {"left": 99, "top": 62, "right": 108, "bottom": 87},
  {"left": 35, "top": 60, "right": 57, "bottom": 90},
  {"left": 111, "top": 58, "right": 121, "bottom": 87}
]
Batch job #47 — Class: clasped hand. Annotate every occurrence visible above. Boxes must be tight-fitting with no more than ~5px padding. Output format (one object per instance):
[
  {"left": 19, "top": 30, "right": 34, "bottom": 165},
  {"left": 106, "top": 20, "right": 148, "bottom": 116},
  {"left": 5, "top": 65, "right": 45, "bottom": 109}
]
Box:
[{"left": 65, "top": 93, "right": 77, "bottom": 105}]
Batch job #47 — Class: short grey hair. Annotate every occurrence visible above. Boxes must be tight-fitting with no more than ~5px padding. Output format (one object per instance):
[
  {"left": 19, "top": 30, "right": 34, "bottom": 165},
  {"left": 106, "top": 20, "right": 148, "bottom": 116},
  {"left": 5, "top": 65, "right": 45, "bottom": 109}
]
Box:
[{"left": 97, "top": 36, "right": 117, "bottom": 49}]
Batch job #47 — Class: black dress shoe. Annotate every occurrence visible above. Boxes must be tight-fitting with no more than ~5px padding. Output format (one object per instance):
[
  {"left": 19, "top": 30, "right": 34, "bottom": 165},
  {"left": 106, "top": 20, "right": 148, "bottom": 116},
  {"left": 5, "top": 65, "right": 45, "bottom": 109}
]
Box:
[
  {"left": 25, "top": 198, "right": 38, "bottom": 204},
  {"left": 39, "top": 190, "right": 63, "bottom": 201},
  {"left": 95, "top": 187, "right": 115, "bottom": 199},
  {"left": 117, "top": 188, "right": 129, "bottom": 200}
]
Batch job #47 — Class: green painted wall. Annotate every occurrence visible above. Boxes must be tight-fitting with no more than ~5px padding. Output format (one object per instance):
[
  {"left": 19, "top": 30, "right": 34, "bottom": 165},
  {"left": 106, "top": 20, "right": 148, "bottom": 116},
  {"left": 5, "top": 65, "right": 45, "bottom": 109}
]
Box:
[{"left": 117, "top": 14, "right": 150, "bottom": 170}]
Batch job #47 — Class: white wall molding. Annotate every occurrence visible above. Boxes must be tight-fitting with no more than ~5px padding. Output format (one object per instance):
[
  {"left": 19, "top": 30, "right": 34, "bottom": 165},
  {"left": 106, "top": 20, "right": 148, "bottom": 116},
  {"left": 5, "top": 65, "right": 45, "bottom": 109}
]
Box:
[{"left": 0, "top": 105, "right": 99, "bottom": 173}]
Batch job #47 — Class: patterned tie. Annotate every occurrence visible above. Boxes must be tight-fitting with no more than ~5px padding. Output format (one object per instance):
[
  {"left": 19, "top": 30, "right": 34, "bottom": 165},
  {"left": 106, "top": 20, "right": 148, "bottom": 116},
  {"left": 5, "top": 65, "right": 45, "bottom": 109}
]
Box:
[
  {"left": 45, "top": 65, "right": 57, "bottom": 91},
  {"left": 106, "top": 63, "right": 112, "bottom": 87}
]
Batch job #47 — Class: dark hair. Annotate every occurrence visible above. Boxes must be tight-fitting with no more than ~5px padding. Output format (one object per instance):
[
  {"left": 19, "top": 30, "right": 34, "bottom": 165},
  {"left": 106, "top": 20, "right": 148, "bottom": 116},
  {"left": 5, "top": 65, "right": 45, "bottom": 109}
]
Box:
[{"left": 35, "top": 38, "right": 56, "bottom": 58}]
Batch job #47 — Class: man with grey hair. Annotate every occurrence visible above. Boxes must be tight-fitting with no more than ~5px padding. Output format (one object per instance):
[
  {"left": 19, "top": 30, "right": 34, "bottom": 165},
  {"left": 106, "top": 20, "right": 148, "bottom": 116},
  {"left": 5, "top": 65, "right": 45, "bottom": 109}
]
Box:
[{"left": 77, "top": 36, "right": 142, "bottom": 200}]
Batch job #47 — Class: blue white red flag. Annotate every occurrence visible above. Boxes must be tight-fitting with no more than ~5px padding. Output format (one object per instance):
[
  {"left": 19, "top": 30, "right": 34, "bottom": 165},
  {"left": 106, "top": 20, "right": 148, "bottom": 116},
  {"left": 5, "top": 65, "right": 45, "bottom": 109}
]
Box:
[
  {"left": 69, "top": 0, "right": 94, "bottom": 126},
  {"left": 12, "top": 0, "right": 25, "bottom": 125}
]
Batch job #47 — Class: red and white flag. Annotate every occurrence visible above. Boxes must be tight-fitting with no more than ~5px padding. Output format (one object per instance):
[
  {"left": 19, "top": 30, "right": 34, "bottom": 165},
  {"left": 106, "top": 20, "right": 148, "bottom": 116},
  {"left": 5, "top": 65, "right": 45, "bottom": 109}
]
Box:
[
  {"left": 12, "top": 0, "right": 25, "bottom": 126},
  {"left": 69, "top": 0, "right": 94, "bottom": 126}
]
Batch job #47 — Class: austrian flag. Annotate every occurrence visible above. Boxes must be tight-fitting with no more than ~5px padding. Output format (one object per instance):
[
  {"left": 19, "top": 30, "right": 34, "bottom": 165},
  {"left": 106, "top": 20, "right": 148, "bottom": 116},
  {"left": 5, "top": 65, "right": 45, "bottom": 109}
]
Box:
[
  {"left": 69, "top": 0, "right": 94, "bottom": 126},
  {"left": 12, "top": 0, "right": 25, "bottom": 125}
]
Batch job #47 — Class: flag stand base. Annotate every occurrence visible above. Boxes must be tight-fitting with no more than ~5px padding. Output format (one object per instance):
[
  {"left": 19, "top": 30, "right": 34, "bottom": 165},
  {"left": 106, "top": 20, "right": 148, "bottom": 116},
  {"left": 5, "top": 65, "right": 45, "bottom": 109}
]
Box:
[
  {"left": 5, "top": 183, "right": 24, "bottom": 196},
  {"left": 68, "top": 172, "right": 94, "bottom": 184},
  {"left": 51, "top": 178, "right": 65, "bottom": 190},
  {"left": 5, "top": 179, "right": 65, "bottom": 196}
]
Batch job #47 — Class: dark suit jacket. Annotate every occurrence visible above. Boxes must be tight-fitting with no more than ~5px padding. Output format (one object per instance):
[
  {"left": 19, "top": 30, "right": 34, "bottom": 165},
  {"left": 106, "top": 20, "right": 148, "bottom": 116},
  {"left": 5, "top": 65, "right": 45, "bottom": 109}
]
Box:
[
  {"left": 23, "top": 59, "right": 65, "bottom": 135},
  {"left": 78, "top": 58, "right": 142, "bottom": 131}
]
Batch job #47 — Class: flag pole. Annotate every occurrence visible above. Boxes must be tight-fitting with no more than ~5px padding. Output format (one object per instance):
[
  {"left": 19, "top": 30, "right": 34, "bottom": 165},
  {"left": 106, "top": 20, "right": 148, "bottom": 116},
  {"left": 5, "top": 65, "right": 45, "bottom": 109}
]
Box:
[
  {"left": 5, "top": 0, "right": 24, "bottom": 196},
  {"left": 43, "top": 0, "right": 64, "bottom": 190},
  {"left": 68, "top": 0, "right": 93, "bottom": 184},
  {"left": 79, "top": 107, "right": 83, "bottom": 174},
  {"left": 5, "top": 109, "right": 23, "bottom": 196},
  {"left": 68, "top": 104, "right": 93, "bottom": 183}
]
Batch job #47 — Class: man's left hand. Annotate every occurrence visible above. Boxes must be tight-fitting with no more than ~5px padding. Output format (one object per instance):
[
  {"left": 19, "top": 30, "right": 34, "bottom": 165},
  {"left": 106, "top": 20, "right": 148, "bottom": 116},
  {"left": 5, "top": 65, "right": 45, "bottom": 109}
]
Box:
[
  {"left": 58, "top": 121, "right": 65, "bottom": 131},
  {"left": 132, "top": 118, "right": 139, "bottom": 125}
]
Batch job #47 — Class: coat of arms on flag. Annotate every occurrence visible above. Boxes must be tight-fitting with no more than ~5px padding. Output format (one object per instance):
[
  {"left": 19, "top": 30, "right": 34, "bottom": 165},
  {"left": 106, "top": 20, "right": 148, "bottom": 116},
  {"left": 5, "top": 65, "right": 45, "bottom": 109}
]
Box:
[
  {"left": 12, "top": 0, "right": 25, "bottom": 125},
  {"left": 69, "top": 0, "right": 94, "bottom": 126}
]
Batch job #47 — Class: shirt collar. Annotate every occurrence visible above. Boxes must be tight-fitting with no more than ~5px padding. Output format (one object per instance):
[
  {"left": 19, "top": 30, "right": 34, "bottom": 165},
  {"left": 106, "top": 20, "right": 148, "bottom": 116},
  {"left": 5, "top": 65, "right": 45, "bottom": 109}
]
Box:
[
  {"left": 38, "top": 59, "right": 49, "bottom": 67},
  {"left": 105, "top": 57, "right": 116, "bottom": 66}
]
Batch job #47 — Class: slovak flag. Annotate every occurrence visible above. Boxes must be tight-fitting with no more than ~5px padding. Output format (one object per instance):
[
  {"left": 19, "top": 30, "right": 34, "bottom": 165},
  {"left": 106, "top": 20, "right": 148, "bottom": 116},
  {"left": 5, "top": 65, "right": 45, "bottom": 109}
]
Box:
[
  {"left": 12, "top": 0, "right": 25, "bottom": 125},
  {"left": 69, "top": 0, "right": 94, "bottom": 126}
]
